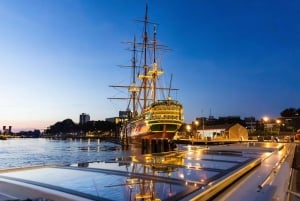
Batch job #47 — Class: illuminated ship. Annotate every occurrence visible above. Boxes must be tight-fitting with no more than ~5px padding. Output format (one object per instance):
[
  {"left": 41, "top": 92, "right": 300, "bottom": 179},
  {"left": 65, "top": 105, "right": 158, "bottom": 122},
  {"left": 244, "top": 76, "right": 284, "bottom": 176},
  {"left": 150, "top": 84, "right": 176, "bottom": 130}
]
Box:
[{"left": 109, "top": 4, "right": 184, "bottom": 143}]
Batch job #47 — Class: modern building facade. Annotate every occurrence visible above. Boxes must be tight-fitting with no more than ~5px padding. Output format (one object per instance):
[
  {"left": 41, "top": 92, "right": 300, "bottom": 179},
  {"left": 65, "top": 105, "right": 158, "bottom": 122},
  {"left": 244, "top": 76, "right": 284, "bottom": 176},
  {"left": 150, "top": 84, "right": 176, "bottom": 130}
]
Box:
[{"left": 79, "top": 113, "right": 90, "bottom": 124}]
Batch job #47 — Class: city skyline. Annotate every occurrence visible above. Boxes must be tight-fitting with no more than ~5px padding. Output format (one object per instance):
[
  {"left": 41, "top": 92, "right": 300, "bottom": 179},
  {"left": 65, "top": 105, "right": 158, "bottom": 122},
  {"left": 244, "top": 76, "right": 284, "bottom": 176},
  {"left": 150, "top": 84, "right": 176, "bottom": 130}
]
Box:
[{"left": 1, "top": 0, "right": 299, "bottom": 131}]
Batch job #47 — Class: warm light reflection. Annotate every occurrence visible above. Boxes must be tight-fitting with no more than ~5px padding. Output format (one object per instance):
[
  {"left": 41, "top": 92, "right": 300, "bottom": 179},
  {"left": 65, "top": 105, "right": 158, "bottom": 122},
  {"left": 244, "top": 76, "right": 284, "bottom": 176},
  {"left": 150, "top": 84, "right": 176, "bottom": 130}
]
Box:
[
  {"left": 264, "top": 143, "right": 271, "bottom": 148},
  {"left": 126, "top": 178, "right": 138, "bottom": 189},
  {"left": 263, "top": 152, "right": 272, "bottom": 159}
]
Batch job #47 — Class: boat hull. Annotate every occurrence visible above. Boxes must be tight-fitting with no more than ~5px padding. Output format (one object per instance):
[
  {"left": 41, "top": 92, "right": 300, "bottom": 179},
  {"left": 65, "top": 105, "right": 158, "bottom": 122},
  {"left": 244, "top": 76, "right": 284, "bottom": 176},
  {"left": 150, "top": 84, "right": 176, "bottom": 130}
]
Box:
[
  {"left": 121, "top": 119, "right": 181, "bottom": 144},
  {"left": 127, "top": 131, "right": 177, "bottom": 144}
]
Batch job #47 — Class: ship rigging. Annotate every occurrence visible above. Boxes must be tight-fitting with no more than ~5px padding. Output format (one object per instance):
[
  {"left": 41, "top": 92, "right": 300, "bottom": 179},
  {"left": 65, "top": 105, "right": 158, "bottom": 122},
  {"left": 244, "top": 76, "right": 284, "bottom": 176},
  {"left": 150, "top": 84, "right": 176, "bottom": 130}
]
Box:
[{"left": 108, "top": 4, "right": 184, "bottom": 143}]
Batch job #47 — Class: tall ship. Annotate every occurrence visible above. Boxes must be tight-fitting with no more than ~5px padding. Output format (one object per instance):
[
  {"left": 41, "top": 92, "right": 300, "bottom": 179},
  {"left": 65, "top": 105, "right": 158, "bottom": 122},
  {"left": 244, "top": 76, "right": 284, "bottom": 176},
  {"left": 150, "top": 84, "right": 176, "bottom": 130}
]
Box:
[{"left": 109, "top": 4, "right": 184, "bottom": 143}]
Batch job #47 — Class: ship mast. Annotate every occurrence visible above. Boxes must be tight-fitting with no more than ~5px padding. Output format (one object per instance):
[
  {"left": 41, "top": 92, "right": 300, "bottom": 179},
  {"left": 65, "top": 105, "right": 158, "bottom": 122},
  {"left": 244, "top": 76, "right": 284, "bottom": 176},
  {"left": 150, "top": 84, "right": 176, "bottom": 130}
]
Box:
[
  {"left": 148, "top": 25, "right": 163, "bottom": 103},
  {"left": 129, "top": 36, "right": 139, "bottom": 118},
  {"left": 138, "top": 4, "right": 164, "bottom": 107},
  {"left": 108, "top": 3, "right": 179, "bottom": 118},
  {"left": 142, "top": 4, "right": 149, "bottom": 109}
]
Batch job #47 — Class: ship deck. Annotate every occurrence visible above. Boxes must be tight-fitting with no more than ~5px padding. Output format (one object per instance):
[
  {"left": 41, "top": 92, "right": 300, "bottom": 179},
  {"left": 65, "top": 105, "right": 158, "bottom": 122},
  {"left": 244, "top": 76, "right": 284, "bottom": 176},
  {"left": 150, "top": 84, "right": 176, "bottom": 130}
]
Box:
[{"left": 0, "top": 142, "right": 298, "bottom": 201}]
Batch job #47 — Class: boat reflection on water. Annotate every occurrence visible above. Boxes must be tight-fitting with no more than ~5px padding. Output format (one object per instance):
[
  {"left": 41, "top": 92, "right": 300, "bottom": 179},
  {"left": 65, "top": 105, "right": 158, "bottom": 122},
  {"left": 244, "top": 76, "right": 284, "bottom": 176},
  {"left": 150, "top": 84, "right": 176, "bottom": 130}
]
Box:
[
  {"left": 116, "top": 152, "right": 185, "bottom": 201},
  {"left": 0, "top": 143, "right": 283, "bottom": 201},
  {"left": 82, "top": 145, "right": 254, "bottom": 201}
]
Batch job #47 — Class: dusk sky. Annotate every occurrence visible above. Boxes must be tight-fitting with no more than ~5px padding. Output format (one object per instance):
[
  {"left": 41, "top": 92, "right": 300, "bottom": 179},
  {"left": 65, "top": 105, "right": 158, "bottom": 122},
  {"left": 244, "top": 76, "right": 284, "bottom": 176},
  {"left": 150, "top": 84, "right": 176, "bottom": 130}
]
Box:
[{"left": 0, "top": 0, "right": 299, "bottom": 131}]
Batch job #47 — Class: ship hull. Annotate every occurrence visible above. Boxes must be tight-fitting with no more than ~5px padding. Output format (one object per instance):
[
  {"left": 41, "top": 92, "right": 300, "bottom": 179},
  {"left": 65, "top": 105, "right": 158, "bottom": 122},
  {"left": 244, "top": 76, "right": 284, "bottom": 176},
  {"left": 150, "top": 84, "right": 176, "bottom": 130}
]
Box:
[
  {"left": 127, "top": 131, "right": 176, "bottom": 145},
  {"left": 122, "top": 118, "right": 182, "bottom": 144},
  {"left": 120, "top": 100, "right": 183, "bottom": 144}
]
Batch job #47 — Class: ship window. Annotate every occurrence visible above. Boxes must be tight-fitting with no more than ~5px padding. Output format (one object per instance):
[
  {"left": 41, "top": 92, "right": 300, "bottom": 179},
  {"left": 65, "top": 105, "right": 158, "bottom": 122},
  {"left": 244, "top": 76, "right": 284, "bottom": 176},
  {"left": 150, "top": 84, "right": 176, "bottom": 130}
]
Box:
[{"left": 145, "top": 113, "right": 151, "bottom": 120}]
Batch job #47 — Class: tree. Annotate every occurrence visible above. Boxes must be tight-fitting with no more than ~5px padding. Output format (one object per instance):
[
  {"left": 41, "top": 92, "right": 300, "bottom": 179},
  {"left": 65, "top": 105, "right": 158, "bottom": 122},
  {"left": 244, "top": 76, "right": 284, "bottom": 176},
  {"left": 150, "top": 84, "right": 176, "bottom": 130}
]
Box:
[
  {"left": 280, "top": 107, "right": 300, "bottom": 131},
  {"left": 48, "top": 119, "right": 78, "bottom": 134},
  {"left": 45, "top": 119, "right": 116, "bottom": 136},
  {"left": 280, "top": 108, "right": 298, "bottom": 117}
]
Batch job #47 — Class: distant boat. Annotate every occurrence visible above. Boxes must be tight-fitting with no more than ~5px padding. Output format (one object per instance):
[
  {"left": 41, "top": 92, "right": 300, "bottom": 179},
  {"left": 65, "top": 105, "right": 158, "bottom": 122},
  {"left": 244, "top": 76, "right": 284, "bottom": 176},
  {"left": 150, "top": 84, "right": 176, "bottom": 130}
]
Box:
[{"left": 109, "top": 4, "right": 184, "bottom": 143}]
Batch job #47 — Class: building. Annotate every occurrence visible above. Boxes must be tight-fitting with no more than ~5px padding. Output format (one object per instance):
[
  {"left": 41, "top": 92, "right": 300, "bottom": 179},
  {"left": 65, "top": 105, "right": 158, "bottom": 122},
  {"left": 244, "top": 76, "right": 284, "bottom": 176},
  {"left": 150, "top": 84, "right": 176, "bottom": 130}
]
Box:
[
  {"left": 119, "top": 110, "right": 132, "bottom": 119},
  {"left": 244, "top": 117, "right": 257, "bottom": 133},
  {"left": 79, "top": 113, "right": 90, "bottom": 124},
  {"left": 2, "top": 126, "right": 12, "bottom": 134},
  {"left": 196, "top": 123, "right": 248, "bottom": 141}
]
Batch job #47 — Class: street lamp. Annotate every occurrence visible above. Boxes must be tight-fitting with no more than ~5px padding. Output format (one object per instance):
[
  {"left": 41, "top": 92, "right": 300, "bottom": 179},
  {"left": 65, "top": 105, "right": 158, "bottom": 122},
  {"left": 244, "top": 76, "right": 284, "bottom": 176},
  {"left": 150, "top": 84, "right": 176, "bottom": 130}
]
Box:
[
  {"left": 276, "top": 119, "right": 281, "bottom": 135},
  {"left": 186, "top": 124, "right": 191, "bottom": 139},
  {"left": 194, "top": 120, "right": 199, "bottom": 139},
  {"left": 263, "top": 116, "right": 269, "bottom": 134},
  {"left": 263, "top": 116, "right": 269, "bottom": 123}
]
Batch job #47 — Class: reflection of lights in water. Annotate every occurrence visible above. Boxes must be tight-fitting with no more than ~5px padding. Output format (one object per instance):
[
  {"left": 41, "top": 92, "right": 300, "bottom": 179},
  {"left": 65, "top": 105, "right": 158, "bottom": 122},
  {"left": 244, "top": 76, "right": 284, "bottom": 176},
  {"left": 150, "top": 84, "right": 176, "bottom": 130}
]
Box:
[
  {"left": 126, "top": 178, "right": 137, "bottom": 189},
  {"left": 187, "top": 168, "right": 192, "bottom": 176},
  {"left": 150, "top": 180, "right": 153, "bottom": 191},
  {"left": 195, "top": 148, "right": 204, "bottom": 157},
  {"left": 195, "top": 162, "right": 201, "bottom": 169},
  {"left": 179, "top": 173, "right": 184, "bottom": 179},
  {"left": 187, "top": 145, "right": 194, "bottom": 155}
]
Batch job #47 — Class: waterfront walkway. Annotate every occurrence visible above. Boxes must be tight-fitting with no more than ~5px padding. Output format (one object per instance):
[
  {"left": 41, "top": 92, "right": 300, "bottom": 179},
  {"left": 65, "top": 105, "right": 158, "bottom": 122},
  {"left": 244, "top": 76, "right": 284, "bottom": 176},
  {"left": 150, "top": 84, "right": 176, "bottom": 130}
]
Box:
[{"left": 202, "top": 143, "right": 297, "bottom": 201}]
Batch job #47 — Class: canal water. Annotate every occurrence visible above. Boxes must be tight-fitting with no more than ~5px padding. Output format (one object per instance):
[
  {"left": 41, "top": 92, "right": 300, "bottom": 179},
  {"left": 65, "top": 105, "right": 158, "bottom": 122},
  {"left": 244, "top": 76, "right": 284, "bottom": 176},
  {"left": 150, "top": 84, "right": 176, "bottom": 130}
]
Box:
[{"left": 0, "top": 138, "right": 134, "bottom": 169}]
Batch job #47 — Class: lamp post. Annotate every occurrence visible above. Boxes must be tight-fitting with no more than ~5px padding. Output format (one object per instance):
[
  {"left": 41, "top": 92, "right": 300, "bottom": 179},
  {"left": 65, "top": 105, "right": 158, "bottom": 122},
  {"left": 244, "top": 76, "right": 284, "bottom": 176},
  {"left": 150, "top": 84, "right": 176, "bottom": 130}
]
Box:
[
  {"left": 276, "top": 119, "right": 281, "bottom": 135},
  {"left": 202, "top": 117, "right": 205, "bottom": 138},
  {"left": 263, "top": 116, "right": 269, "bottom": 135},
  {"left": 186, "top": 124, "right": 191, "bottom": 139},
  {"left": 193, "top": 120, "right": 199, "bottom": 139}
]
